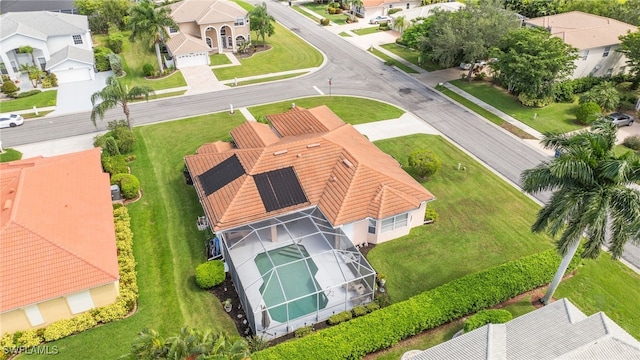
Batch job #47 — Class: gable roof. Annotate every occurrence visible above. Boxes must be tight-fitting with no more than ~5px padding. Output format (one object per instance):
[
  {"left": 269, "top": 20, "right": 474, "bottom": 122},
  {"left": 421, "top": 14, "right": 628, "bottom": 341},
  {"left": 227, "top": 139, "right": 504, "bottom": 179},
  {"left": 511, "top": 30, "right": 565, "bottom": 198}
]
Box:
[
  {"left": 410, "top": 298, "right": 640, "bottom": 360},
  {"left": 525, "top": 11, "right": 637, "bottom": 50},
  {"left": 0, "top": 11, "right": 88, "bottom": 41},
  {"left": 169, "top": 0, "right": 247, "bottom": 25},
  {"left": 0, "top": 148, "right": 119, "bottom": 313},
  {"left": 45, "top": 45, "right": 94, "bottom": 70},
  {"left": 185, "top": 106, "right": 434, "bottom": 231}
]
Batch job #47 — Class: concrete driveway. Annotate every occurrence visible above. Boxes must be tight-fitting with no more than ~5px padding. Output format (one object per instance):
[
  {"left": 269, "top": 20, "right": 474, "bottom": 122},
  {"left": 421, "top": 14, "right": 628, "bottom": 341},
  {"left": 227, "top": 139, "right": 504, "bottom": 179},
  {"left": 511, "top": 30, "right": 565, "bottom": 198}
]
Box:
[
  {"left": 617, "top": 121, "right": 640, "bottom": 144},
  {"left": 48, "top": 71, "right": 113, "bottom": 116}
]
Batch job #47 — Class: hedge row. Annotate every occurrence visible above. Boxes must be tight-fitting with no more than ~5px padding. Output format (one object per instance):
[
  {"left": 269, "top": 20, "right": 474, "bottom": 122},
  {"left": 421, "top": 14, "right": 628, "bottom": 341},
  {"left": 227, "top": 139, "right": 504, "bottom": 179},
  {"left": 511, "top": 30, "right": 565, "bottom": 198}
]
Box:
[
  {"left": 0, "top": 207, "right": 138, "bottom": 359},
  {"left": 463, "top": 309, "right": 512, "bottom": 332},
  {"left": 253, "top": 249, "right": 580, "bottom": 360}
]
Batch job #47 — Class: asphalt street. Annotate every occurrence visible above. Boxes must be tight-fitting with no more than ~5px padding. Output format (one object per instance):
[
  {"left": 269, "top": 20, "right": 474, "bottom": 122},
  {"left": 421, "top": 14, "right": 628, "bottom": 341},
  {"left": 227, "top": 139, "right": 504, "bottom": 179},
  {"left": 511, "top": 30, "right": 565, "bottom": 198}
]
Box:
[{"left": 1, "top": 0, "right": 638, "bottom": 269}]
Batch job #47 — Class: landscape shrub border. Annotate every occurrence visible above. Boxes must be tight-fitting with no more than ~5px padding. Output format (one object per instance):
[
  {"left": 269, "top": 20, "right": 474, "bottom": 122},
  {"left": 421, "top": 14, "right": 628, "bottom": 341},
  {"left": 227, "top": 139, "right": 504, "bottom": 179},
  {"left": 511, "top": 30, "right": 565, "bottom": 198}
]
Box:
[
  {"left": 0, "top": 207, "right": 138, "bottom": 359},
  {"left": 253, "top": 249, "right": 580, "bottom": 360},
  {"left": 463, "top": 309, "right": 512, "bottom": 332}
]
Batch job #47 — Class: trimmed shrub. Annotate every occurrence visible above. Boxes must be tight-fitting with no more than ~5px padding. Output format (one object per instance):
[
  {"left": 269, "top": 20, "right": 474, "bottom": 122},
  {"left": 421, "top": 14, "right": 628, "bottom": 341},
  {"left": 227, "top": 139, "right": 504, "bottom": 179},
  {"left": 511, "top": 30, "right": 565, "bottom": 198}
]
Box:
[
  {"left": 352, "top": 305, "right": 368, "bottom": 317},
  {"left": 388, "top": 8, "right": 402, "bottom": 15},
  {"left": 107, "top": 32, "right": 124, "bottom": 54},
  {"left": 553, "top": 81, "right": 575, "bottom": 103},
  {"left": 105, "top": 136, "right": 120, "bottom": 156},
  {"left": 517, "top": 93, "right": 553, "bottom": 108},
  {"left": 94, "top": 46, "right": 113, "bottom": 72},
  {"left": 463, "top": 309, "right": 512, "bottom": 332},
  {"left": 16, "top": 329, "right": 43, "bottom": 347},
  {"left": 102, "top": 155, "right": 128, "bottom": 175},
  {"left": 108, "top": 53, "right": 124, "bottom": 77},
  {"left": 570, "top": 76, "right": 604, "bottom": 94},
  {"left": 424, "top": 207, "right": 439, "bottom": 223},
  {"left": 42, "top": 73, "right": 58, "bottom": 88},
  {"left": 16, "top": 89, "right": 41, "bottom": 98},
  {"left": 623, "top": 135, "right": 640, "bottom": 151},
  {"left": 327, "top": 311, "right": 352, "bottom": 325},
  {"left": 294, "top": 326, "right": 315, "bottom": 338},
  {"left": 143, "top": 63, "right": 155, "bottom": 77},
  {"left": 408, "top": 149, "right": 441, "bottom": 179},
  {"left": 575, "top": 101, "right": 602, "bottom": 125},
  {"left": 108, "top": 120, "right": 136, "bottom": 153},
  {"left": 43, "top": 319, "right": 75, "bottom": 341},
  {"left": 320, "top": 18, "right": 330, "bottom": 26},
  {"left": 111, "top": 173, "right": 140, "bottom": 199},
  {"left": 253, "top": 249, "right": 580, "bottom": 360},
  {"left": 194, "top": 260, "right": 225, "bottom": 289},
  {"left": 1, "top": 80, "right": 19, "bottom": 95}
]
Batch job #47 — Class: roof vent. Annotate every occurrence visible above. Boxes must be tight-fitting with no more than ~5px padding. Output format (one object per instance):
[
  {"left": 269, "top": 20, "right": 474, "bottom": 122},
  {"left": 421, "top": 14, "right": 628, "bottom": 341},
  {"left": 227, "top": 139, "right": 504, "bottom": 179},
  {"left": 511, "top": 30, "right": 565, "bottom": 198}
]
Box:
[
  {"left": 3, "top": 199, "right": 12, "bottom": 210},
  {"left": 307, "top": 143, "right": 320, "bottom": 148},
  {"left": 342, "top": 159, "right": 354, "bottom": 168},
  {"left": 330, "top": 176, "right": 337, "bottom": 182},
  {"left": 297, "top": 154, "right": 302, "bottom": 158},
  {"left": 273, "top": 149, "right": 288, "bottom": 156}
]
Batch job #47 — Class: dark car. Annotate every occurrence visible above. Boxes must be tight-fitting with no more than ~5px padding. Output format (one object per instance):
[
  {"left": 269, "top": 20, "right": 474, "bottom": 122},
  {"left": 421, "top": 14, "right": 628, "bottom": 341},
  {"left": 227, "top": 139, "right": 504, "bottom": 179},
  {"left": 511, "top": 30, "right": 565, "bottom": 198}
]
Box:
[{"left": 605, "top": 112, "right": 634, "bottom": 126}]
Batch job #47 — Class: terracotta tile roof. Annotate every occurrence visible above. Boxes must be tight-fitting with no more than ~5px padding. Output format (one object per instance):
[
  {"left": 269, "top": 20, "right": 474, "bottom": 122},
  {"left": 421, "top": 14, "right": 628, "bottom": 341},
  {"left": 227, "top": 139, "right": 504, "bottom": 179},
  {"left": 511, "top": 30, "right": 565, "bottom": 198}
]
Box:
[
  {"left": 169, "top": 0, "right": 247, "bottom": 25},
  {"left": 185, "top": 106, "right": 434, "bottom": 231},
  {"left": 525, "top": 11, "right": 637, "bottom": 50},
  {"left": 0, "top": 148, "right": 118, "bottom": 312},
  {"left": 230, "top": 121, "right": 279, "bottom": 148}
]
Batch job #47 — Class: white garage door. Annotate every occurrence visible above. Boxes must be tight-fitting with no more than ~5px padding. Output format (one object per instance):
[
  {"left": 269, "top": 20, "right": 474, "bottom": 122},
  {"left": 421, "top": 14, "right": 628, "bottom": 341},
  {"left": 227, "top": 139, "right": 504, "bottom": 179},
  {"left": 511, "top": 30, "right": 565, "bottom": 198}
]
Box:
[
  {"left": 52, "top": 68, "right": 92, "bottom": 83},
  {"left": 176, "top": 53, "right": 208, "bottom": 68}
]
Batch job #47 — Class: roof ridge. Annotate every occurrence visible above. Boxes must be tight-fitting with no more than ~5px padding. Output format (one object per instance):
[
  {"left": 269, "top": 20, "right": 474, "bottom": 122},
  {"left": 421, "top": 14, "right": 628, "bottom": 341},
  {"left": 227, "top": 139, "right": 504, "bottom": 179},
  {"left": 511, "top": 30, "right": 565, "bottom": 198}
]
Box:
[{"left": 329, "top": 155, "right": 360, "bottom": 222}]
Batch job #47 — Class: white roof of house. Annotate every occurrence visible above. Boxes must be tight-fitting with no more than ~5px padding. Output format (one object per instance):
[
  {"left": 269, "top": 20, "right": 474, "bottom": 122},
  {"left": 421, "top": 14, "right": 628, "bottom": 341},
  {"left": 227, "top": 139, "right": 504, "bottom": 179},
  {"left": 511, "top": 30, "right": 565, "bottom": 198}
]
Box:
[
  {"left": 525, "top": 11, "right": 637, "bottom": 50},
  {"left": 390, "top": 1, "right": 465, "bottom": 21},
  {"left": 410, "top": 298, "right": 640, "bottom": 360},
  {"left": 0, "top": 11, "right": 88, "bottom": 41},
  {"left": 169, "top": 0, "right": 247, "bottom": 25},
  {"left": 45, "top": 45, "right": 94, "bottom": 70}
]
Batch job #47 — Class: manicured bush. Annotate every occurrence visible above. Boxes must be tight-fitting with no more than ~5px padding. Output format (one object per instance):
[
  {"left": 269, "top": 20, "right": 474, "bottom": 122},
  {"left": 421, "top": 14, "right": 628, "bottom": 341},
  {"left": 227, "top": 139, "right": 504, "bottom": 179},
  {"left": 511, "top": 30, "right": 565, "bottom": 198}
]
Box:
[
  {"left": 105, "top": 136, "right": 121, "bottom": 156},
  {"left": 294, "top": 326, "right": 315, "bottom": 338},
  {"left": 111, "top": 173, "right": 140, "bottom": 199},
  {"left": 463, "top": 309, "right": 512, "bottom": 332},
  {"left": 46, "top": 73, "right": 58, "bottom": 87},
  {"left": 108, "top": 120, "right": 136, "bottom": 153},
  {"left": 1, "top": 80, "right": 18, "bottom": 95},
  {"left": 108, "top": 53, "right": 124, "bottom": 77},
  {"left": 43, "top": 319, "right": 75, "bottom": 342},
  {"left": 352, "top": 305, "right": 368, "bottom": 317},
  {"left": 102, "top": 155, "right": 128, "bottom": 175},
  {"left": 94, "top": 46, "right": 113, "bottom": 72},
  {"left": 517, "top": 93, "right": 553, "bottom": 107},
  {"left": 575, "top": 101, "right": 602, "bottom": 125},
  {"left": 570, "top": 76, "right": 604, "bottom": 94},
  {"left": 320, "top": 18, "right": 330, "bottom": 26},
  {"left": 388, "top": 8, "right": 402, "bottom": 15},
  {"left": 327, "top": 310, "right": 352, "bottom": 325},
  {"left": 424, "top": 207, "right": 439, "bottom": 223},
  {"left": 553, "top": 81, "right": 575, "bottom": 103},
  {"left": 365, "top": 302, "right": 380, "bottom": 313},
  {"left": 16, "top": 329, "right": 43, "bottom": 347},
  {"left": 253, "top": 249, "right": 580, "bottom": 360},
  {"left": 408, "top": 149, "right": 441, "bottom": 179},
  {"left": 107, "top": 32, "right": 124, "bottom": 54},
  {"left": 143, "top": 63, "right": 155, "bottom": 77},
  {"left": 623, "top": 135, "right": 640, "bottom": 151},
  {"left": 194, "top": 260, "right": 225, "bottom": 289},
  {"left": 16, "top": 89, "right": 41, "bottom": 98}
]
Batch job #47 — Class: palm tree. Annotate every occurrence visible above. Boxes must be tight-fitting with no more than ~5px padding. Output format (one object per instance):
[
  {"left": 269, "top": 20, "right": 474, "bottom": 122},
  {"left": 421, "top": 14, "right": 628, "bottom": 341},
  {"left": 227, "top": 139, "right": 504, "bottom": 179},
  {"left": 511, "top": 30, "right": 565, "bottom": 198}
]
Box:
[
  {"left": 393, "top": 15, "right": 408, "bottom": 34},
  {"left": 521, "top": 119, "right": 640, "bottom": 305},
  {"left": 579, "top": 82, "right": 620, "bottom": 113},
  {"left": 249, "top": 3, "right": 275, "bottom": 46},
  {"left": 129, "top": 0, "right": 177, "bottom": 72},
  {"left": 121, "top": 328, "right": 167, "bottom": 359},
  {"left": 90, "top": 76, "right": 154, "bottom": 132},
  {"left": 347, "top": 0, "right": 363, "bottom": 23}
]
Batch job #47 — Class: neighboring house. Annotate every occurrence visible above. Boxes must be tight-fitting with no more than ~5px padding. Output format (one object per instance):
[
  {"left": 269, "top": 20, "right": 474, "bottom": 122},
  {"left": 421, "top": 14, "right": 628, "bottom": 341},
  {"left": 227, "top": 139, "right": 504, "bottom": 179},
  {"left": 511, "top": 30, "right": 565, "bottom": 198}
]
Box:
[
  {"left": 525, "top": 11, "right": 637, "bottom": 79},
  {"left": 0, "top": 0, "right": 77, "bottom": 14},
  {"left": 357, "top": 0, "right": 422, "bottom": 19},
  {"left": 184, "top": 106, "right": 435, "bottom": 337},
  {"left": 389, "top": 1, "right": 464, "bottom": 23},
  {"left": 0, "top": 148, "right": 119, "bottom": 336},
  {"left": 0, "top": 11, "right": 94, "bottom": 83},
  {"left": 166, "top": 0, "right": 250, "bottom": 69},
  {"left": 409, "top": 298, "right": 640, "bottom": 359}
]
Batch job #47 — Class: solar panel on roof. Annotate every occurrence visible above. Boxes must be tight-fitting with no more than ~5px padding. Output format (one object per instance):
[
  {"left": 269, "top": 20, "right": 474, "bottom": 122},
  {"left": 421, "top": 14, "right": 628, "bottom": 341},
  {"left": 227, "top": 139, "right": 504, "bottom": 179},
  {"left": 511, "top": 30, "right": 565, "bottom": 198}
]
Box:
[
  {"left": 254, "top": 167, "right": 307, "bottom": 212},
  {"left": 199, "top": 154, "right": 245, "bottom": 196}
]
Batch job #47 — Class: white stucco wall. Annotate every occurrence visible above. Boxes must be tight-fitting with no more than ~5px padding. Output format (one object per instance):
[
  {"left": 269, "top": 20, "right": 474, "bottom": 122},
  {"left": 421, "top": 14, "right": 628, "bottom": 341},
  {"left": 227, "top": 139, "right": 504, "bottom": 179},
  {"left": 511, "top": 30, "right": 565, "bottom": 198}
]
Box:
[{"left": 572, "top": 45, "right": 630, "bottom": 78}]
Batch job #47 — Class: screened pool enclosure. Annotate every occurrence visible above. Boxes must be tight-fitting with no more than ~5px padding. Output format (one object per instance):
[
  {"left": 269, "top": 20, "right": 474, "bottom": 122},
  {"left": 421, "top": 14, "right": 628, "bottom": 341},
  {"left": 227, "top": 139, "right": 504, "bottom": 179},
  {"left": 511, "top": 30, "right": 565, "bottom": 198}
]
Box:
[{"left": 219, "top": 208, "right": 376, "bottom": 338}]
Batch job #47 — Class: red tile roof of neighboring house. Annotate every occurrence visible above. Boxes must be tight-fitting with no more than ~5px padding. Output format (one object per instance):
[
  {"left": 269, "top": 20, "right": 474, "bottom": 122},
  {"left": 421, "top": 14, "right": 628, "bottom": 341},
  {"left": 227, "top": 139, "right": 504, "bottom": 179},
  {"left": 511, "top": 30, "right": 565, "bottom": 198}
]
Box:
[
  {"left": 0, "top": 148, "right": 118, "bottom": 312},
  {"left": 185, "top": 106, "right": 434, "bottom": 231},
  {"left": 525, "top": 11, "right": 637, "bottom": 50}
]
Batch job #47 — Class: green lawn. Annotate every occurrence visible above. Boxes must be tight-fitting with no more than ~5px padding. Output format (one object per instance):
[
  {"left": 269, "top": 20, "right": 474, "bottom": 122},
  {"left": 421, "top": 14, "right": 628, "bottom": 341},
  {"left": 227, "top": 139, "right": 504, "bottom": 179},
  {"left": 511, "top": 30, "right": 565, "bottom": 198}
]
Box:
[
  {"left": 0, "top": 148, "right": 22, "bottom": 162},
  {"left": 26, "top": 113, "right": 243, "bottom": 360},
  {"left": 339, "top": 31, "right": 352, "bottom": 37},
  {"left": 437, "top": 86, "right": 537, "bottom": 139},
  {"left": 209, "top": 54, "right": 232, "bottom": 66},
  {"left": 0, "top": 90, "right": 57, "bottom": 111},
  {"left": 369, "top": 48, "right": 418, "bottom": 74},
  {"left": 234, "top": 73, "right": 306, "bottom": 86},
  {"left": 368, "top": 134, "right": 554, "bottom": 302},
  {"left": 351, "top": 27, "right": 386, "bottom": 36},
  {"left": 301, "top": 2, "right": 349, "bottom": 25},
  {"left": 450, "top": 80, "right": 583, "bottom": 134},
  {"left": 380, "top": 43, "right": 445, "bottom": 72},
  {"left": 248, "top": 96, "right": 404, "bottom": 124},
  {"left": 292, "top": 5, "right": 321, "bottom": 22}
]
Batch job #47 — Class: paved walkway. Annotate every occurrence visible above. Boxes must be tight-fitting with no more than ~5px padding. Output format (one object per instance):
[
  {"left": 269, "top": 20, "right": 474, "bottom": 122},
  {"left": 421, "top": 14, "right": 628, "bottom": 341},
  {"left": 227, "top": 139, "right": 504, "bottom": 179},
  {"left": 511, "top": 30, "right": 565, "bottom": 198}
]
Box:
[{"left": 354, "top": 113, "right": 439, "bottom": 141}]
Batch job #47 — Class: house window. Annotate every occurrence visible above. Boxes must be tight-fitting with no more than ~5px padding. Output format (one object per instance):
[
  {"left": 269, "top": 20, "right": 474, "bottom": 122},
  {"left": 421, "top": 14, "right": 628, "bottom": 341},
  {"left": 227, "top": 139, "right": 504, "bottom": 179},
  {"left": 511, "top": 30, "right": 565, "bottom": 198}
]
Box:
[
  {"left": 234, "top": 17, "right": 245, "bottom": 26},
  {"left": 66, "top": 291, "right": 95, "bottom": 314},
  {"left": 169, "top": 26, "right": 178, "bottom": 34},
  {"left": 603, "top": 46, "right": 611, "bottom": 57},
  {"left": 368, "top": 219, "right": 376, "bottom": 234},
  {"left": 381, "top": 213, "right": 409, "bottom": 233},
  {"left": 206, "top": 37, "right": 213, "bottom": 48},
  {"left": 581, "top": 50, "right": 589, "bottom": 61},
  {"left": 72, "top": 35, "right": 83, "bottom": 45},
  {"left": 24, "top": 305, "right": 45, "bottom": 326}
]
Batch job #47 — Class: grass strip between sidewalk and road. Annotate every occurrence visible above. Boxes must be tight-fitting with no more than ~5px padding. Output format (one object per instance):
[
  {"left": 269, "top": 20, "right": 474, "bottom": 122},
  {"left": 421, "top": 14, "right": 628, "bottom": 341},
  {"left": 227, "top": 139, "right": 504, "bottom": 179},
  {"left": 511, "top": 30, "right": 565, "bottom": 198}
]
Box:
[{"left": 368, "top": 48, "right": 417, "bottom": 74}]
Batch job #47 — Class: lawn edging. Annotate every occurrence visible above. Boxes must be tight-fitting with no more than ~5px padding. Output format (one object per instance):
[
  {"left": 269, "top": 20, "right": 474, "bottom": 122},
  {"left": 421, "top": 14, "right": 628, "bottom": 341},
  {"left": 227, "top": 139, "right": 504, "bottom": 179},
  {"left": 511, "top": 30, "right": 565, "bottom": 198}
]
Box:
[{"left": 253, "top": 249, "right": 580, "bottom": 359}]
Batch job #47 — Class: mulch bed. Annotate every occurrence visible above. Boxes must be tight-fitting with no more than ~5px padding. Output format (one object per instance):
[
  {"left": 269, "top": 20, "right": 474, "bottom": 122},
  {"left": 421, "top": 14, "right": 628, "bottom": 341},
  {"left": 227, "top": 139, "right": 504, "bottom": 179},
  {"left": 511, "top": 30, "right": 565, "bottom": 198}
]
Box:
[{"left": 235, "top": 44, "right": 272, "bottom": 59}]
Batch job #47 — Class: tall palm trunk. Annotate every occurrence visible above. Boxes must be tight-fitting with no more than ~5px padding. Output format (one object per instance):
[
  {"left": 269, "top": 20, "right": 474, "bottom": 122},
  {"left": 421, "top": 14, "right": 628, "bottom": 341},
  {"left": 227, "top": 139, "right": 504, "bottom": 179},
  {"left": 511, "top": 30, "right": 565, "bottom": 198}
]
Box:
[
  {"left": 123, "top": 103, "right": 133, "bottom": 132},
  {"left": 540, "top": 239, "right": 580, "bottom": 304},
  {"left": 155, "top": 41, "right": 164, "bottom": 72}
]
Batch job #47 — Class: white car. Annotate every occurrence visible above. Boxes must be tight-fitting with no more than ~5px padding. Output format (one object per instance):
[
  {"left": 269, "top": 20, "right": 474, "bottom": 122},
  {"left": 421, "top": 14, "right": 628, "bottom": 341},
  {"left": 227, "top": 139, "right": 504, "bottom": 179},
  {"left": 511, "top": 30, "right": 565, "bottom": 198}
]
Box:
[
  {"left": 369, "top": 15, "right": 392, "bottom": 24},
  {"left": 0, "top": 113, "right": 24, "bottom": 128}
]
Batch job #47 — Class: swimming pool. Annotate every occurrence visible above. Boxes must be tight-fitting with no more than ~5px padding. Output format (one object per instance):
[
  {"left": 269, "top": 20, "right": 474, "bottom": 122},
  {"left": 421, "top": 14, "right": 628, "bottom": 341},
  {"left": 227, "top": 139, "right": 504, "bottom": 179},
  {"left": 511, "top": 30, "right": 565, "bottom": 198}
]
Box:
[{"left": 254, "top": 245, "right": 328, "bottom": 322}]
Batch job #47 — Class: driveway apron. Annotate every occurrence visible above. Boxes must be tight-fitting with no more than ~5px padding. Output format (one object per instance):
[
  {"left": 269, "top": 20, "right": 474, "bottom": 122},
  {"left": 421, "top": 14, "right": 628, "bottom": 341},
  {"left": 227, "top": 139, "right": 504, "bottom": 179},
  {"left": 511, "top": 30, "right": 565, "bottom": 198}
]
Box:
[{"left": 181, "top": 65, "right": 225, "bottom": 95}]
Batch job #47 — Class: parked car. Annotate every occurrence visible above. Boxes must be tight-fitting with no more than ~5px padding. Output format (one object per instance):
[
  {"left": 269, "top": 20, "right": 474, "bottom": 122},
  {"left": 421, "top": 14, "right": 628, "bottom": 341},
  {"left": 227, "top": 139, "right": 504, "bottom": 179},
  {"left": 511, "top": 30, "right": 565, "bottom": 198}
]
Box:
[
  {"left": 460, "top": 60, "right": 487, "bottom": 70},
  {"left": 605, "top": 112, "right": 634, "bottom": 126},
  {"left": 0, "top": 113, "right": 24, "bottom": 128},
  {"left": 369, "top": 15, "right": 392, "bottom": 24}
]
